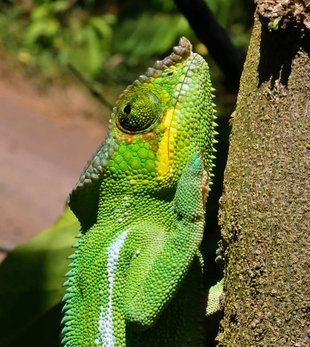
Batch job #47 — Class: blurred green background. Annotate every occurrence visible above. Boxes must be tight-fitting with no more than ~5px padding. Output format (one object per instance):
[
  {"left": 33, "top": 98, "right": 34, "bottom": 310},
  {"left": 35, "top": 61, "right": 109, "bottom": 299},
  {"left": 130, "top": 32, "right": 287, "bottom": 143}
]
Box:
[{"left": 0, "top": 0, "right": 254, "bottom": 116}]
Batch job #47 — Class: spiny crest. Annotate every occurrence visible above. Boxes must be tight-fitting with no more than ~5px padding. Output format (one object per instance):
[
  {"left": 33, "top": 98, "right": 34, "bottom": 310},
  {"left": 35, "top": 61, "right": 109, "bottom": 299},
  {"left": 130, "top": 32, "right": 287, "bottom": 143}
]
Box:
[
  {"left": 61, "top": 237, "right": 83, "bottom": 346},
  {"left": 138, "top": 36, "right": 192, "bottom": 81}
]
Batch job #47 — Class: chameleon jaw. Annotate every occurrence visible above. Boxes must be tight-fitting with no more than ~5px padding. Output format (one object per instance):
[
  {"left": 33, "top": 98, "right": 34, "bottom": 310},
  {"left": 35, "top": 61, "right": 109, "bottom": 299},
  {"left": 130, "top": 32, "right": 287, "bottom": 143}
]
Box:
[{"left": 156, "top": 52, "right": 200, "bottom": 178}]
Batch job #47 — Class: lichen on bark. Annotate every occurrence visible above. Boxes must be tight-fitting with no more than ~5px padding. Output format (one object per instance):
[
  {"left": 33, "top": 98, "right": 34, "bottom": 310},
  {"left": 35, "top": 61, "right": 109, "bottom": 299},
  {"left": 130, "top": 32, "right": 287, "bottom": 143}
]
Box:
[{"left": 217, "top": 11, "right": 310, "bottom": 347}]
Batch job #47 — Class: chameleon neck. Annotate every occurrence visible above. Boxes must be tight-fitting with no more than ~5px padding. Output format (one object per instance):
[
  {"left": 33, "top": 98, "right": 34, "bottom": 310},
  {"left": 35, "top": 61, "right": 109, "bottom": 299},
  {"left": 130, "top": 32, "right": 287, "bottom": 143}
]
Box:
[{"left": 96, "top": 179, "right": 175, "bottom": 227}]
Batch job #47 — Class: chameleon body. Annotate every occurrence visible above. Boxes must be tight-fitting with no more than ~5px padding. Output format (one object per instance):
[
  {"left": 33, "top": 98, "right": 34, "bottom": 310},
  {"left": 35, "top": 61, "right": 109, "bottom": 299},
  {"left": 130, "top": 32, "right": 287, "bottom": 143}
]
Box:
[{"left": 62, "top": 37, "right": 220, "bottom": 346}]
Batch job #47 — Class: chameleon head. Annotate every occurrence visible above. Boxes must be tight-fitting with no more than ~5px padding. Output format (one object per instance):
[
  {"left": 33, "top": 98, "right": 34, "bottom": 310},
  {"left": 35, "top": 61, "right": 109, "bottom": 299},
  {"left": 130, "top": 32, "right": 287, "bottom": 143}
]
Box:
[
  {"left": 105, "top": 37, "right": 216, "bottom": 185},
  {"left": 69, "top": 37, "right": 216, "bottom": 229}
]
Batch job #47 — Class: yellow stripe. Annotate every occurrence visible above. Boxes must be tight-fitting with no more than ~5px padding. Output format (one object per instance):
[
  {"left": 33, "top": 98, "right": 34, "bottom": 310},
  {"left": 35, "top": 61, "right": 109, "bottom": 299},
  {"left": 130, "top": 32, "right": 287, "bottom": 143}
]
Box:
[{"left": 157, "top": 108, "right": 178, "bottom": 176}]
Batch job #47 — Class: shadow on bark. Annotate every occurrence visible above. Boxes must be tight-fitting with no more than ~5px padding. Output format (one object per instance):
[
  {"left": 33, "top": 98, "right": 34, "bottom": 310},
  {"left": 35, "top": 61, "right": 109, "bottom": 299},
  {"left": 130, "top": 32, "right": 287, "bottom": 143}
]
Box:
[{"left": 258, "top": 26, "right": 310, "bottom": 87}]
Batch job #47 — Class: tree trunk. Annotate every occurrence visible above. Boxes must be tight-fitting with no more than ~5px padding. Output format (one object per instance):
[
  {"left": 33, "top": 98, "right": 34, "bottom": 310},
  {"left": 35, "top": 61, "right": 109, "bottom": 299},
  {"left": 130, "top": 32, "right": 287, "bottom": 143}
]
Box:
[{"left": 218, "top": 5, "right": 310, "bottom": 346}]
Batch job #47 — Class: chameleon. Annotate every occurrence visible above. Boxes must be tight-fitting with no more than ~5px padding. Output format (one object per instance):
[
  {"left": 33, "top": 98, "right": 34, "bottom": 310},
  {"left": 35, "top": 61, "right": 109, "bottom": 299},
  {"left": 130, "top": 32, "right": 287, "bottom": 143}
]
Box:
[{"left": 62, "top": 37, "right": 222, "bottom": 346}]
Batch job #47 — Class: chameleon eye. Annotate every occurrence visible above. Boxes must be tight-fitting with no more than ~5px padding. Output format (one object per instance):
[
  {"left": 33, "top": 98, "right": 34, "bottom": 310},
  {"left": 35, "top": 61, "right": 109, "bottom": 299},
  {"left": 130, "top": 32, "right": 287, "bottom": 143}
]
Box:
[{"left": 117, "top": 91, "right": 160, "bottom": 133}]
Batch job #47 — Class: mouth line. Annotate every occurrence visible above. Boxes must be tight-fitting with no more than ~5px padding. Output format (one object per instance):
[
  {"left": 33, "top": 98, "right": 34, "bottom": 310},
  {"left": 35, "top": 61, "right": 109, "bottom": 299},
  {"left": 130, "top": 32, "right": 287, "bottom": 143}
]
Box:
[
  {"left": 166, "top": 53, "right": 198, "bottom": 172},
  {"left": 173, "top": 53, "right": 198, "bottom": 110}
]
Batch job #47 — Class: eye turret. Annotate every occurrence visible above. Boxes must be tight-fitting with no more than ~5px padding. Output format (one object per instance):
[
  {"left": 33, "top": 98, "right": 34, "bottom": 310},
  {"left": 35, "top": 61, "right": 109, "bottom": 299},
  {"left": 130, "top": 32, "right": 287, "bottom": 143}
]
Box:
[{"left": 117, "top": 92, "right": 160, "bottom": 132}]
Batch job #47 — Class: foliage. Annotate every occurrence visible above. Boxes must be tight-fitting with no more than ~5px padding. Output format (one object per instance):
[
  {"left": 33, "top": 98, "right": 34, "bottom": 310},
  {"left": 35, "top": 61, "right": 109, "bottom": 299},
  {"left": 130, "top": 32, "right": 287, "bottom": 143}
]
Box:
[
  {"left": 0, "top": 0, "right": 252, "bottom": 86},
  {"left": 0, "top": 1, "right": 116, "bottom": 80},
  {"left": 0, "top": 1, "right": 187, "bottom": 83},
  {"left": 0, "top": 207, "right": 79, "bottom": 346}
]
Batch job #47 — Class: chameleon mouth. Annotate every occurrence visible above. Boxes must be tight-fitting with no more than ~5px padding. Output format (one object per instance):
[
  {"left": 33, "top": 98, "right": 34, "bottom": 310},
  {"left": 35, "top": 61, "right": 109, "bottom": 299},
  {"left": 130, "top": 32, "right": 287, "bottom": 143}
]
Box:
[
  {"left": 163, "top": 52, "right": 199, "bottom": 175},
  {"left": 155, "top": 51, "right": 199, "bottom": 178},
  {"left": 173, "top": 53, "right": 199, "bottom": 107}
]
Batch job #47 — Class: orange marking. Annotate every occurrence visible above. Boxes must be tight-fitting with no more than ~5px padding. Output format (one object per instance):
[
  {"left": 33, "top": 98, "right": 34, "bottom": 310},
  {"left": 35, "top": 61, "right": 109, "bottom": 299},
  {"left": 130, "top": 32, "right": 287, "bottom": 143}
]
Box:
[
  {"left": 125, "top": 134, "right": 134, "bottom": 144},
  {"left": 142, "top": 130, "right": 157, "bottom": 140},
  {"left": 152, "top": 145, "right": 159, "bottom": 154}
]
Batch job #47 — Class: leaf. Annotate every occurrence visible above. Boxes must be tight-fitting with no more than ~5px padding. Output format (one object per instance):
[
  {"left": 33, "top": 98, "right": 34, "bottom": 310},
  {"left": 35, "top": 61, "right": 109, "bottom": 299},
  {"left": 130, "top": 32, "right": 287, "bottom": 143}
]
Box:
[
  {"left": 30, "top": 4, "right": 51, "bottom": 21},
  {"left": 50, "top": 0, "right": 72, "bottom": 13},
  {"left": 90, "top": 15, "right": 115, "bottom": 39},
  {"left": 86, "top": 26, "right": 103, "bottom": 76},
  {"left": 24, "top": 18, "right": 59, "bottom": 46},
  {"left": 0, "top": 206, "right": 80, "bottom": 346}
]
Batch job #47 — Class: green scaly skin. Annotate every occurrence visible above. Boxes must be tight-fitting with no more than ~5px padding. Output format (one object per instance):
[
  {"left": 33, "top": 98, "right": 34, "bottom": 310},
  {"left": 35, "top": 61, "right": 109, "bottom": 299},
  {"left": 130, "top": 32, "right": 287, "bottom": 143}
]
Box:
[{"left": 62, "top": 37, "right": 221, "bottom": 346}]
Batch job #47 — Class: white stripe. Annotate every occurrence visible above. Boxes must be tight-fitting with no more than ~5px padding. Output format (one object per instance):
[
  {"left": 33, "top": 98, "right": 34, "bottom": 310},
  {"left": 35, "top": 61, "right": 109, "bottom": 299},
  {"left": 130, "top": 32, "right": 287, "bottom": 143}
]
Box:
[{"left": 95, "top": 228, "right": 130, "bottom": 346}]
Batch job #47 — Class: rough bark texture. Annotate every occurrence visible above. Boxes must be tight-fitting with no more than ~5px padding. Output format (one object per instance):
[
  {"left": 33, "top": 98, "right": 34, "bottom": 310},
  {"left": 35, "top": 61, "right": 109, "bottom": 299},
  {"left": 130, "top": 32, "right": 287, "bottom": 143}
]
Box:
[
  {"left": 218, "top": 12, "right": 310, "bottom": 347},
  {"left": 256, "top": 0, "right": 310, "bottom": 29}
]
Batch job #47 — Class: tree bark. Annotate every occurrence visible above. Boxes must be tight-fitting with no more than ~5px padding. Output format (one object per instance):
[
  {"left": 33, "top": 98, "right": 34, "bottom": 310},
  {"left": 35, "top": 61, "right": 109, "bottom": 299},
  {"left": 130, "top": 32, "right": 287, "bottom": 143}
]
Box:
[{"left": 218, "top": 6, "right": 310, "bottom": 346}]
